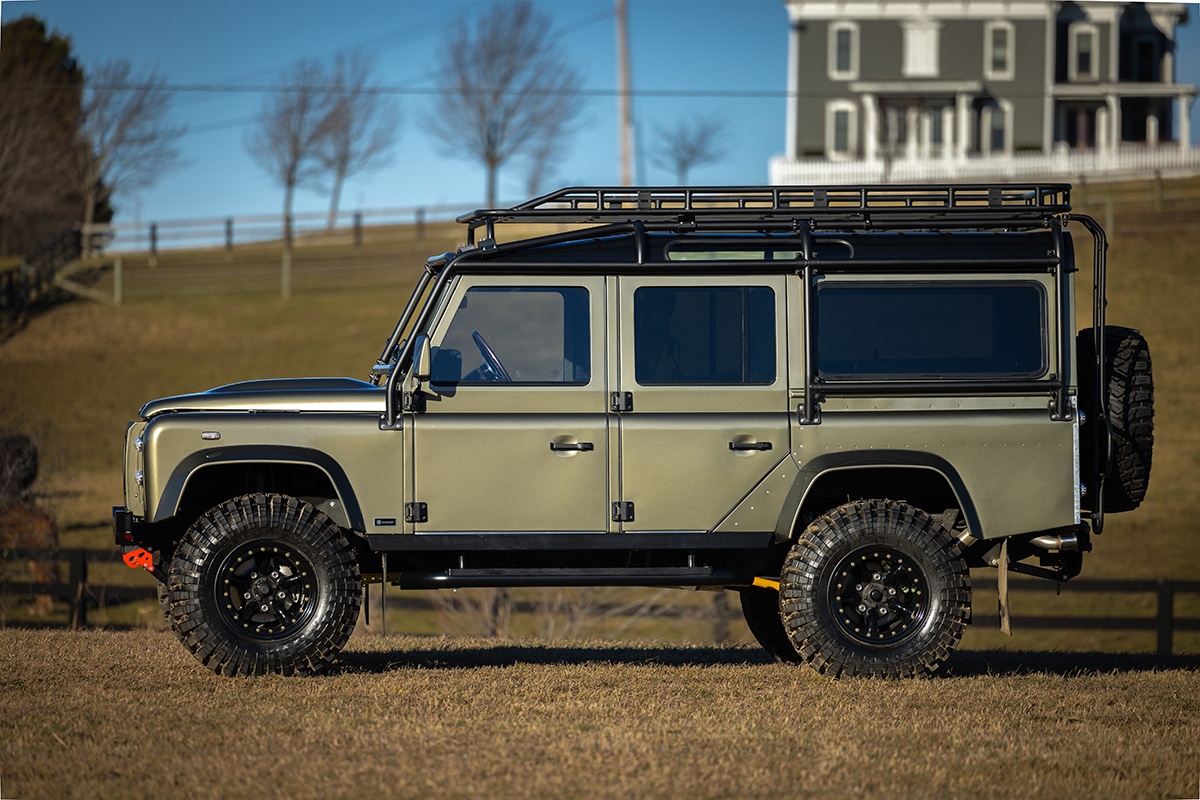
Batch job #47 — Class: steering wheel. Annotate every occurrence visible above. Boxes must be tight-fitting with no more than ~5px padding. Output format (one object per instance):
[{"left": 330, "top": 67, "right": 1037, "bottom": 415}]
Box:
[{"left": 471, "top": 331, "right": 512, "bottom": 382}]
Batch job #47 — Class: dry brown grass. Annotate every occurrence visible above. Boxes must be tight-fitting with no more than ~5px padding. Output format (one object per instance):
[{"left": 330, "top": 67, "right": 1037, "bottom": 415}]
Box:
[{"left": 1, "top": 629, "right": 1198, "bottom": 800}]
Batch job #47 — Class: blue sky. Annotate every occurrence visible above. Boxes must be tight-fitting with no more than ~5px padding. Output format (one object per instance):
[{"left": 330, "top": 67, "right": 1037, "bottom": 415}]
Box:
[{"left": 1, "top": 0, "right": 1198, "bottom": 227}]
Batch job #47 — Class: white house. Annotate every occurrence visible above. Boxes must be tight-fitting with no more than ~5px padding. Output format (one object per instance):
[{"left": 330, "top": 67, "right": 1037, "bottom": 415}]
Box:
[{"left": 769, "top": 0, "right": 1200, "bottom": 184}]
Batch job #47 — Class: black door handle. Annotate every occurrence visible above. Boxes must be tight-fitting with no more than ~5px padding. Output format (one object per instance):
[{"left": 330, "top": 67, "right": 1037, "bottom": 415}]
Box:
[
  {"left": 729, "top": 441, "right": 772, "bottom": 451},
  {"left": 550, "top": 441, "right": 595, "bottom": 452}
]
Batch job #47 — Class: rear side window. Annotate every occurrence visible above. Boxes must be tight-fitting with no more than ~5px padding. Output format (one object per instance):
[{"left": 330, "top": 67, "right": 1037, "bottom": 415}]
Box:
[
  {"left": 816, "top": 282, "right": 1046, "bottom": 378},
  {"left": 634, "top": 286, "right": 776, "bottom": 384}
]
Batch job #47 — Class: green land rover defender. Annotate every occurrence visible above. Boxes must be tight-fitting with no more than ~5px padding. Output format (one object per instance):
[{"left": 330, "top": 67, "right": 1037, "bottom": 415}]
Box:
[{"left": 113, "top": 184, "right": 1154, "bottom": 677}]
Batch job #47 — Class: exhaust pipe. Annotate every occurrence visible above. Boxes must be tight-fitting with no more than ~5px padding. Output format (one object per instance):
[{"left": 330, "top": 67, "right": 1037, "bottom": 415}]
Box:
[{"left": 1029, "top": 531, "right": 1081, "bottom": 552}]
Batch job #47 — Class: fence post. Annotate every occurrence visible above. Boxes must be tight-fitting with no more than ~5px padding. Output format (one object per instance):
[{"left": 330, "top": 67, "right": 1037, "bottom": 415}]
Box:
[
  {"left": 225, "top": 218, "right": 234, "bottom": 262},
  {"left": 149, "top": 223, "right": 158, "bottom": 269},
  {"left": 68, "top": 549, "right": 88, "bottom": 630},
  {"left": 1156, "top": 579, "right": 1174, "bottom": 657},
  {"left": 114, "top": 258, "right": 123, "bottom": 305},
  {"left": 354, "top": 212, "right": 363, "bottom": 248},
  {"left": 416, "top": 207, "right": 426, "bottom": 241}
]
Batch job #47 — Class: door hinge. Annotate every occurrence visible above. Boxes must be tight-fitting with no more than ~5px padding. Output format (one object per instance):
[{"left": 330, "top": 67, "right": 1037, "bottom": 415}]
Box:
[
  {"left": 610, "top": 391, "right": 634, "bottom": 413},
  {"left": 403, "top": 391, "right": 426, "bottom": 413},
  {"left": 404, "top": 502, "right": 428, "bottom": 523},
  {"left": 611, "top": 501, "right": 635, "bottom": 522}
]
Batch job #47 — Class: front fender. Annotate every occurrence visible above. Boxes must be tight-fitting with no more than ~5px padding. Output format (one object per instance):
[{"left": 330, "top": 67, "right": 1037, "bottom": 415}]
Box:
[{"left": 152, "top": 445, "right": 365, "bottom": 530}]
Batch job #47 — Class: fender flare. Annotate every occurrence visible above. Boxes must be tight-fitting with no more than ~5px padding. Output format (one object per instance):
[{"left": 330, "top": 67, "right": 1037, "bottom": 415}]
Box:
[
  {"left": 782, "top": 449, "right": 982, "bottom": 540},
  {"left": 155, "top": 445, "right": 365, "bottom": 530}
]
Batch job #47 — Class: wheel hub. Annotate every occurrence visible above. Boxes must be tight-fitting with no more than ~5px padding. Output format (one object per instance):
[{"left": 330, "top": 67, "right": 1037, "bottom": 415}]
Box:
[
  {"left": 216, "top": 543, "right": 316, "bottom": 639},
  {"left": 830, "top": 547, "right": 929, "bottom": 645}
]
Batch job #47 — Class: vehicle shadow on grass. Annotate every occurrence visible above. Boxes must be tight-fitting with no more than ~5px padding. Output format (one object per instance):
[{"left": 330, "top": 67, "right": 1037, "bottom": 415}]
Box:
[
  {"left": 337, "top": 640, "right": 778, "bottom": 673},
  {"left": 336, "top": 640, "right": 1200, "bottom": 677}
]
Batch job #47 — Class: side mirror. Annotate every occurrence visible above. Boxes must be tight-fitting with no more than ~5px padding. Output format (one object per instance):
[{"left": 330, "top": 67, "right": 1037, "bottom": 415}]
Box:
[{"left": 413, "top": 333, "right": 432, "bottom": 382}]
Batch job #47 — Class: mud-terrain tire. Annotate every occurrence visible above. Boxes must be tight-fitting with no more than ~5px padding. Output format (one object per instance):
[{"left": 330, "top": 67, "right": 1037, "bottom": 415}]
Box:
[
  {"left": 738, "top": 586, "right": 801, "bottom": 663},
  {"left": 166, "top": 493, "right": 361, "bottom": 676},
  {"left": 779, "top": 500, "right": 970, "bottom": 679},
  {"left": 1077, "top": 326, "right": 1154, "bottom": 513}
]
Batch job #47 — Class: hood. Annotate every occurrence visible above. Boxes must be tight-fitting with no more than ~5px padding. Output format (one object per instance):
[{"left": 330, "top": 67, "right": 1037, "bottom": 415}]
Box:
[{"left": 139, "top": 377, "right": 385, "bottom": 418}]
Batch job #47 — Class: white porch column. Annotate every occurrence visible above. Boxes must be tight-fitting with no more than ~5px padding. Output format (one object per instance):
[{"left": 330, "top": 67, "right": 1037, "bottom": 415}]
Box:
[
  {"left": 1179, "top": 93, "right": 1192, "bottom": 151},
  {"left": 1147, "top": 114, "right": 1159, "bottom": 148},
  {"left": 1106, "top": 94, "right": 1120, "bottom": 154},
  {"left": 956, "top": 92, "right": 971, "bottom": 160},
  {"left": 786, "top": 22, "right": 802, "bottom": 159},
  {"left": 906, "top": 105, "right": 920, "bottom": 161},
  {"left": 862, "top": 92, "right": 878, "bottom": 162}
]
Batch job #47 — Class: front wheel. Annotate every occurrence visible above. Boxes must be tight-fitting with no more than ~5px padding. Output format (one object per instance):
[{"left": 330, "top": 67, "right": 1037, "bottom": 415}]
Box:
[
  {"left": 780, "top": 500, "right": 970, "bottom": 678},
  {"left": 166, "top": 494, "right": 361, "bottom": 676}
]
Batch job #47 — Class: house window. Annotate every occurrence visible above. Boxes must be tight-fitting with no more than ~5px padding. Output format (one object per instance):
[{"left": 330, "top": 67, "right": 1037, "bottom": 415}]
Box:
[
  {"left": 982, "top": 101, "right": 1012, "bottom": 155},
  {"left": 903, "top": 21, "right": 941, "bottom": 78},
  {"left": 828, "top": 22, "right": 859, "bottom": 80},
  {"left": 825, "top": 100, "right": 858, "bottom": 158},
  {"left": 985, "top": 21, "right": 1015, "bottom": 80},
  {"left": 1070, "top": 23, "right": 1099, "bottom": 82}
]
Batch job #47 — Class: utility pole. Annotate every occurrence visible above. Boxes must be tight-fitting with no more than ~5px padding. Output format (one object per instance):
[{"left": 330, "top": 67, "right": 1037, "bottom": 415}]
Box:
[{"left": 616, "top": 0, "right": 633, "bottom": 185}]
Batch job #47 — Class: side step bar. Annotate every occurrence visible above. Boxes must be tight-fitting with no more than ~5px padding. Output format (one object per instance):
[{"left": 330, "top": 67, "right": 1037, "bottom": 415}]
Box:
[{"left": 392, "top": 566, "right": 754, "bottom": 590}]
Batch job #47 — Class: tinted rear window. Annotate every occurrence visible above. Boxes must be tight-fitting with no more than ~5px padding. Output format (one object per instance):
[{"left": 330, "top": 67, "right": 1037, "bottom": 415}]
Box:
[{"left": 816, "top": 282, "right": 1046, "bottom": 378}]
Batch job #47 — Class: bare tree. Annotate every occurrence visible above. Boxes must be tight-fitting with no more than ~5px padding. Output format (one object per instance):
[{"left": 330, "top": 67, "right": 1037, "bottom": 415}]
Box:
[
  {"left": 78, "top": 60, "right": 185, "bottom": 250},
  {"left": 426, "top": 1, "right": 583, "bottom": 207},
  {"left": 522, "top": 112, "right": 568, "bottom": 198},
  {"left": 244, "top": 59, "right": 333, "bottom": 242},
  {"left": 317, "top": 52, "right": 400, "bottom": 229},
  {"left": 651, "top": 114, "right": 729, "bottom": 184}
]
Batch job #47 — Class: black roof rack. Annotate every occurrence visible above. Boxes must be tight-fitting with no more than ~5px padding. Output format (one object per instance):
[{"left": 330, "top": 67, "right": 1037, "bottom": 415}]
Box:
[{"left": 458, "top": 184, "right": 1072, "bottom": 244}]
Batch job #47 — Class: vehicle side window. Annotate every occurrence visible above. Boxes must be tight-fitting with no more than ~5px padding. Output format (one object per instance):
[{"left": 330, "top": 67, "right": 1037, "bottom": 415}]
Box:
[
  {"left": 431, "top": 286, "right": 590, "bottom": 387},
  {"left": 633, "top": 286, "right": 776, "bottom": 385},
  {"left": 816, "top": 282, "right": 1046, "bottom": 378}
]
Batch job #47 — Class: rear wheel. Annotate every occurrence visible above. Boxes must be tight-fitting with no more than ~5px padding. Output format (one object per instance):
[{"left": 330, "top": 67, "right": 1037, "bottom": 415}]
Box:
[
  {"left": 738, "top": 586, "right": 801, "bottom": 663},
  {"left": 780, "top": 500, "right": 970, "bottom": 678},
  {"left": 166, "top": 493, "right": 361, "bottom": 676}
]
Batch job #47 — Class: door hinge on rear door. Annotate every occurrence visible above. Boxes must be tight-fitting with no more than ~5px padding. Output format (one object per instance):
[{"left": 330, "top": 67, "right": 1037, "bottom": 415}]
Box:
[
  {"left": 612, "top": 501, "right": 635, "bottom": 522},
  {"left": 404, "top": 502, "right": 428, "bottom": 523},
  {"left": 610, "top": 391, "right": 633, "bottom": 413}
]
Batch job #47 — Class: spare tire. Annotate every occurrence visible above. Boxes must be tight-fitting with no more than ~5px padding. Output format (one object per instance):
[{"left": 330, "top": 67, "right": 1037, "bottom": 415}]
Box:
[{"left": 1077, "top": 326, "right": 1154, "bottom": 512}]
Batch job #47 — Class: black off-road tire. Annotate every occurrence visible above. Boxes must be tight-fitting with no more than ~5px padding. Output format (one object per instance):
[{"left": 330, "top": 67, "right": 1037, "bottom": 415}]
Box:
[
  {"left": 738, "top": 586, "right": 802, "bottom": 663},
  {"left": 166, "top": 493, "right": 361, "bottom": 676},
  {"left": 1077, "top": 326, "right": 1154, "bottom": 513},
  {"left": 780, "top": 500, "right": 970, "bottom": 679}
]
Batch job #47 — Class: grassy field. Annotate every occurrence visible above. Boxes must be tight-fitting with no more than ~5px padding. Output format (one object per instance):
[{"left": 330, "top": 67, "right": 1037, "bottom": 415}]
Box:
[
  {"left": 1, "top": 629, "right": 1198, "bottom": 799},
  {"left": 1, "top": 183, "right": 1199, "bottom": 654}
]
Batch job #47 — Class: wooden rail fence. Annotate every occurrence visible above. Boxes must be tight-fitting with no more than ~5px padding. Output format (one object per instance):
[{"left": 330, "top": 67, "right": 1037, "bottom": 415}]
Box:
[{"left": 2, "top": 548, "right": 1199, "bottom": 655}]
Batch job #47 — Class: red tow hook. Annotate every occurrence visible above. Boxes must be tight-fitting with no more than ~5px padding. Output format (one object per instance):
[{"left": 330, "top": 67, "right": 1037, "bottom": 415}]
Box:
[{"left": 122, "top": 547, "right": 155, "bottom": 573}]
